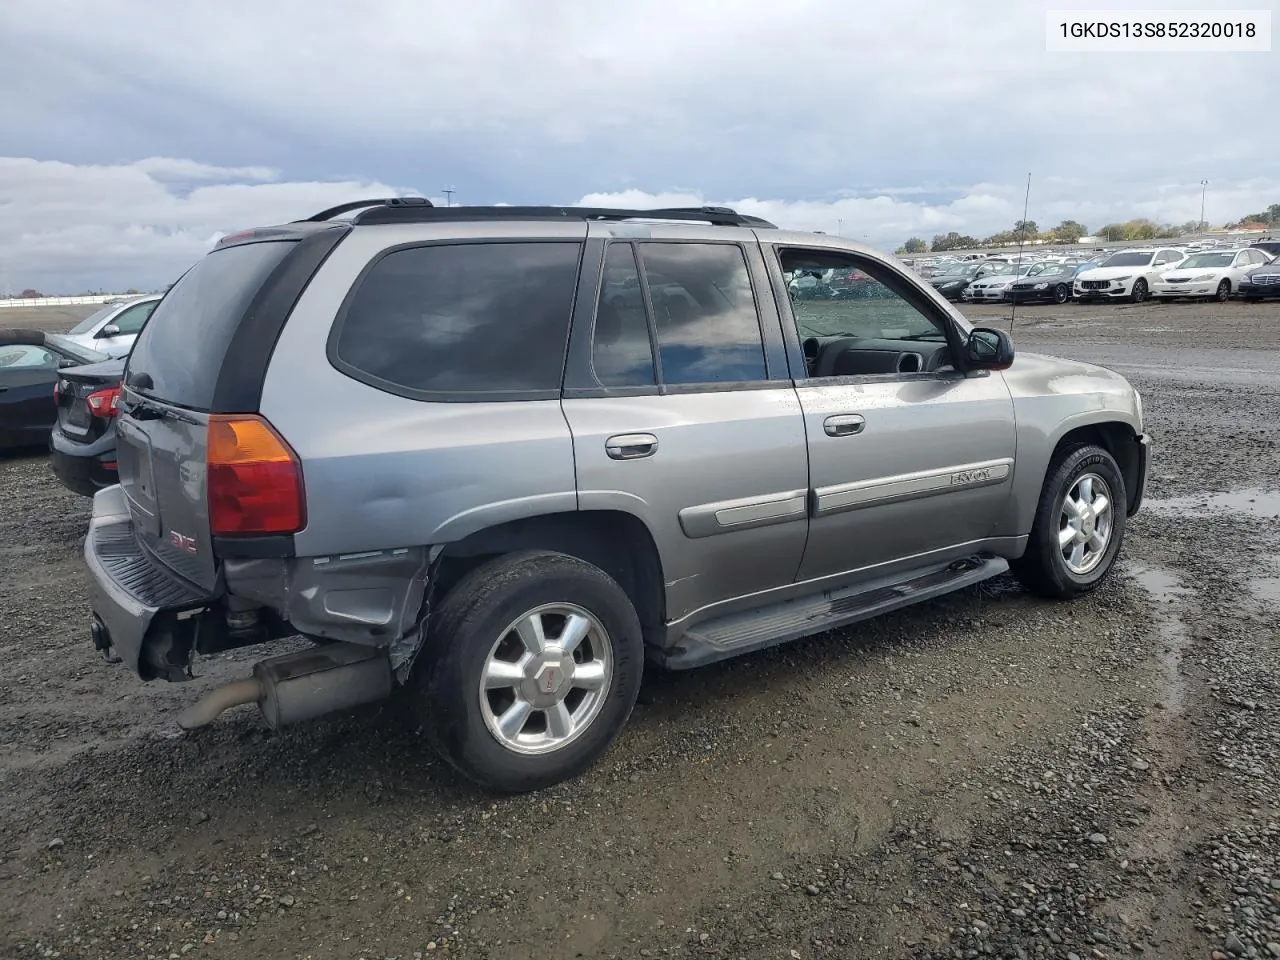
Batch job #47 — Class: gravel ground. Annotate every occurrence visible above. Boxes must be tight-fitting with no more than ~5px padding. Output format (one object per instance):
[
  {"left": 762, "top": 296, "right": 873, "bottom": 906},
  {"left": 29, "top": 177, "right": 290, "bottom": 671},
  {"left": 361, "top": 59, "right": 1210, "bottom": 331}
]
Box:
[{"left": 2, "top": 299, "right": 1278, "bottom": 960}]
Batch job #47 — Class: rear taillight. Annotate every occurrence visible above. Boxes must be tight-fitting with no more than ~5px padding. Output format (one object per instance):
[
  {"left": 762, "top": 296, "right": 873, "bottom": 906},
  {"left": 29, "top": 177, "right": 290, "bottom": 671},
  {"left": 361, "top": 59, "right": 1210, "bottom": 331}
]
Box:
[
  {"left": 86, "top": 386, "right": 122, "bottom": 418},
  {"left": 206, "top": 415, "right": 305, "bottom": 537}
]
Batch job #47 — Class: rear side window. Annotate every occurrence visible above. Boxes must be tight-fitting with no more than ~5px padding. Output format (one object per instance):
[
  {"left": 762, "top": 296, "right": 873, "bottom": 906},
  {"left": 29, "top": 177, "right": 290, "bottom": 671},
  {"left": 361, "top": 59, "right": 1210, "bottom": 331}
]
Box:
[
  {"left": 332, "top": 241, "right": 582, "bottom": 399},
  {"left": 636, "top": 242, "right": 766, "bottom": 385},
  {"left": 592, "top": 244, "right": 657, "bottom": 387},
  {"left": 128, "top": 241, "right": 295, "bottom": 409}
]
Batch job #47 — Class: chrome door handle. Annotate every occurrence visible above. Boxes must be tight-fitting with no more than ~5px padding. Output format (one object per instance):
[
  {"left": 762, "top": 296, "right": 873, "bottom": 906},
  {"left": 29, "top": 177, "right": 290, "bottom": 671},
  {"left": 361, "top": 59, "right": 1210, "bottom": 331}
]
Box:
[
  {"left": 606, "top": 433, "right": 659, "bottom": 460},
  {"left": 824, "top": 414, "right": 865, "bottom": 437}
]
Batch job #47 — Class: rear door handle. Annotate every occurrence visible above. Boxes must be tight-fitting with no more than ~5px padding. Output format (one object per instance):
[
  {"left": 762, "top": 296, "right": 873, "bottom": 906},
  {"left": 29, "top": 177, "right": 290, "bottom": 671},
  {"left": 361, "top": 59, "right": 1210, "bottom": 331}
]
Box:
[
  {"left": 824, "top": 414, "right": 865, "bottom": 437},
  {"left": 606, "top": 433, "right": 659, "bottom": 460}
]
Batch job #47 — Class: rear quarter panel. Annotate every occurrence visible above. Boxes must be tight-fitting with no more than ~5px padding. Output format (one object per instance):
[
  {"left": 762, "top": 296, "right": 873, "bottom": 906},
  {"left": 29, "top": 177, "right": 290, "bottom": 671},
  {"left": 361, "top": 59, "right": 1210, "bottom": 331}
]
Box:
[
  {"left": 999, "top": 352, "right": 1143, "bottom": 535},
  {"left": 259, "top": 222, "right": 588, "bottom": 557}
]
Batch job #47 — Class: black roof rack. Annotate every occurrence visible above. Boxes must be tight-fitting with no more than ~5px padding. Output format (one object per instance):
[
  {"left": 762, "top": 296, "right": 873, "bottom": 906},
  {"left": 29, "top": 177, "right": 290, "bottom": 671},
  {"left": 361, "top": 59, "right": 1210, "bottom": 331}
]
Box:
[
  {"left": 304, "top": 196, "right": 435, "bottom": 222},
  {"left": 304, "top": 198, "right": 775, "bottom": 229}
]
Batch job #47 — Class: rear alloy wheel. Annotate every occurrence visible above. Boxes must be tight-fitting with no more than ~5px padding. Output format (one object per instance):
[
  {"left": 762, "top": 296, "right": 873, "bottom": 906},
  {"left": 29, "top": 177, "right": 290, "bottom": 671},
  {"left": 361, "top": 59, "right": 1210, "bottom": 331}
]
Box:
[
  {"left": 1053, "top": 283, "right": 1070, "bottom": 304},
  {"left": 1215, "top": 279, "right": 1231, "bottom": 303},
  {"left": 1011, "top": 444, "right": 1127, "bottom": 599},
  {"left": 1129, "top": 278, "right": 1149, "bottom": 303},
  {"left": 414, "top": 550, "right": 643, "bottom": 792}
]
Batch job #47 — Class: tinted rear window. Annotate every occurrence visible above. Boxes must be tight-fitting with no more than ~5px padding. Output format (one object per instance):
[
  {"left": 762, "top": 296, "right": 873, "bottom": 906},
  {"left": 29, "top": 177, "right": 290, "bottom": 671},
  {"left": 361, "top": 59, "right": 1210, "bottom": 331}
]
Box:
[
  {"left": 127, "top": 240, "right": 295, "bottom": 409},
  {"left": 331, "top": 241, "right": 582, "bottom": 399}
]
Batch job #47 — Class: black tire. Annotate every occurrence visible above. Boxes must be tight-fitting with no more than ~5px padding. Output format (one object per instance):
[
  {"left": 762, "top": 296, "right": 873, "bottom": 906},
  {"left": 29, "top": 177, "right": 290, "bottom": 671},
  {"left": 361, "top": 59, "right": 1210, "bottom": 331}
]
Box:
[
  {"left": 1130, "top": 278, "right": 1148, "bottom": 303},
  {"left": 1053, "top": 283, "right": 1069, "bottom": 304},
  {"left": 413, "top": 550, "right": 644, "bottom": 792},
  {"left": 1215, "top": 279, "right": 1230, "bottom": 303},
  {"left": 1011, "top": 444, "right": 1127, "bottom": 600}
]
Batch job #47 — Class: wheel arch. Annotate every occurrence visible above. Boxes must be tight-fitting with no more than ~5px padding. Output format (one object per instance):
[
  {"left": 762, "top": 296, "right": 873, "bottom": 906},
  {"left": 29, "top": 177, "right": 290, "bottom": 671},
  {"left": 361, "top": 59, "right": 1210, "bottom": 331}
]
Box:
[
  {"left": 432, "top": 510, "right": 667, "bottom": 648},
  {"left": 1049, "top": 419, "right": 1143, "bottom": 515}
]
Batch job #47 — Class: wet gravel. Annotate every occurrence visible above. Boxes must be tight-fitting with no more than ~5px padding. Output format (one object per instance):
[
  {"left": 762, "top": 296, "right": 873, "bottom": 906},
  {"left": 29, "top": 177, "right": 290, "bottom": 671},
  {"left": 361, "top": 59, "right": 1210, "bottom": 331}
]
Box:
[{"left": 1, "top": 299, "right": 1278, "bottom": 959}]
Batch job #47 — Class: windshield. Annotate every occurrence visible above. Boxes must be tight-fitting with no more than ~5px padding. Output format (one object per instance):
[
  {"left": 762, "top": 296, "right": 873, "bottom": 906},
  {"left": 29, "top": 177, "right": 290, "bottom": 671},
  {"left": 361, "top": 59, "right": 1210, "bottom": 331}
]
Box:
[
  {"left": 46, "top": 333, "right": 110, "bottom": 364},
  {"left": 1101, "top": 251, "right": 1155, "bottom": 268},
  {"left": 65, "top": 303, "right": 119, "bottom": 335},
  {"left": 1178, "top": 253, "right": 1235, "bottom": 269}
]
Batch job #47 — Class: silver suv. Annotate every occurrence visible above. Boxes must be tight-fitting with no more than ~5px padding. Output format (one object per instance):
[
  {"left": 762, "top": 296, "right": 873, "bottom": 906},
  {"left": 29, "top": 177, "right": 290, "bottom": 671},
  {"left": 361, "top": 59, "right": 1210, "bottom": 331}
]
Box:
[{"left": 83, "top": 200, "right": 1150, "bottom": 791}]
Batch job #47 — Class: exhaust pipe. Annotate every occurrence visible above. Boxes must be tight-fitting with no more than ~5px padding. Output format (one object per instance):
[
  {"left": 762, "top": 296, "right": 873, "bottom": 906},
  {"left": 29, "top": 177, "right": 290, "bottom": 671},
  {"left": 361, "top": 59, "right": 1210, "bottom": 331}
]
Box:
[{"left": 177, "top": 643, "right": 392, "bottom": 731}]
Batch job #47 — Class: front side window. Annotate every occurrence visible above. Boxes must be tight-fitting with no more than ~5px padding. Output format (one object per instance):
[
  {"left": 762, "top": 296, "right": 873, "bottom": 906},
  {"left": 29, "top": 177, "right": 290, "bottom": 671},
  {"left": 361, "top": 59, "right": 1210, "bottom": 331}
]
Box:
[
  {"left": 334, "top": 241, "right": 582, "bottom": 397},
  {"left": 110, "top": 300, "right": 158, "bottom": 335},
  {"left": 780, "top": 250, "right": 948, "bottom": 345},
  {"left": 636, "top": 242, "right": 766, "bottom": 385}
]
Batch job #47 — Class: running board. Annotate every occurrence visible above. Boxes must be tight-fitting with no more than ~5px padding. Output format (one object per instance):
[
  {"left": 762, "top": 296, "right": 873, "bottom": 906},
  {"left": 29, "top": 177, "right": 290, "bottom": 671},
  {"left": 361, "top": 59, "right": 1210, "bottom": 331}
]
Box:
[{"left": 656, "top": 555, "right": 1008, "bottom": 670}]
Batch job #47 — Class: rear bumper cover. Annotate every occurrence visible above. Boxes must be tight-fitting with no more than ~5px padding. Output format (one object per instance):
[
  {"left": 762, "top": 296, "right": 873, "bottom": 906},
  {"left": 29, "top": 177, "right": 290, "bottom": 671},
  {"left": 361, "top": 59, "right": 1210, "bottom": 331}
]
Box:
[
  {"left": 84, "top": 485, "right": 214, "bottom": 678},
  {"left": 50, "top": 427, "right": 117, "bottom": 497}
]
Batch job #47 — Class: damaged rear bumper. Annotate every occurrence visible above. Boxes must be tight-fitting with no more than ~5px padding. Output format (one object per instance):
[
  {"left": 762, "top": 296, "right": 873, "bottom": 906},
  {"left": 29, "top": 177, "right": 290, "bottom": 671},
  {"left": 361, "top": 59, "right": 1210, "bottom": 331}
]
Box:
[{"left": 84, "top": 485, "right": 215, "bottom": 679}]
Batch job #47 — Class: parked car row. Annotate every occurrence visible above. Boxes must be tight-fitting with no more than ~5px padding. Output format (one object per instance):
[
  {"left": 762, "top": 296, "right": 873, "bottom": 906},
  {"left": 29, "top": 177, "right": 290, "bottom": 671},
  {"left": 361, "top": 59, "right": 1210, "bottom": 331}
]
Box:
[
  {"left": 922, "top": 246, "right": 1280, "bottom": 305},
  {"left": 0, "top": 294, "right": 151, "bottom": 489}
]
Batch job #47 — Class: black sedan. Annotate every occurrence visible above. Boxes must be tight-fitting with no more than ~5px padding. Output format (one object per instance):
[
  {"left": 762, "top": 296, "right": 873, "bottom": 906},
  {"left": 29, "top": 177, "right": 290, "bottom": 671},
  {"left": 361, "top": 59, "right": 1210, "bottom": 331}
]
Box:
[
  {"left": 1237, "top": 261, "right": 1280, "bottom": 301},
  {"left": 0, "top": 330, "right": 109, "bottom": 450},
  {"left": 50, "top": 356, "right": 125, "bottom": 496},
  {"left": 1008, "top": 262, "right": 1081, "bottom": 304},
  {"left": 929, "top": 260, "right": 1011, "bottom": 301}
]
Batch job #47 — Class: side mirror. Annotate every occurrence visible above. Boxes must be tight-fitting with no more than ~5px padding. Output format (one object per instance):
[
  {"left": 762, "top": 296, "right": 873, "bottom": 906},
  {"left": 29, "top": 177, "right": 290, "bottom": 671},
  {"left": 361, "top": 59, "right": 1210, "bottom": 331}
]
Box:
[
  {"left": 98, "top": 324, "right": 121, "bottom": 338},
  {"left": 966, "top": 327, "right": 1015, "bottom": 370},
  {"left": 58, "top": 357, "right": 78, "bottom": 369}
]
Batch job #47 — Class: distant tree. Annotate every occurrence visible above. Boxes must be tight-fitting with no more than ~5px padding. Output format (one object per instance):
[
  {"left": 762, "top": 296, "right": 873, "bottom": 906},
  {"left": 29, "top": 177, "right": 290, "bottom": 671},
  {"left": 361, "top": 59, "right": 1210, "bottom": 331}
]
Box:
[
  {"left": 1013, "top": 219, "right": 1039, "bottom": 238},
  {"left": 20, "top": 288, "right": 42, "bottom": 298},
  {"left": 930, "top": 231, "right": 980, "bottom": 252},
  {"left": 124, "top": 287, "right": 139, "bottom": 295},
  {"left": 902, "top": 237, "right": 928, "bottom": 254},
  {"left": 1177, "top": 220, "right": 1202, "bottom": 235},
  {"left": 983, "top": 230, "right": 1019, "bottom": 246},
  {"left": 1098, "top": 223, "right": 1126, "bottom": 241},
  {"left": 1051, "top": 219, "right": 1087, "bottom": 242}
]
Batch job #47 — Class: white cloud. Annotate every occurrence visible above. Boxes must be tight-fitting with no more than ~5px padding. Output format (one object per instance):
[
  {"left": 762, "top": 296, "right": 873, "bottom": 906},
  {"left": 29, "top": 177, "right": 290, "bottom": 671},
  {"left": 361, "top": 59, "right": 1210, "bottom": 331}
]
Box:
[
  {"left": 3, "top": 157, "right": 1278, "bottom": 293},
  {"left": 0, "top": 157, "right": 418, "bottom": 293}
]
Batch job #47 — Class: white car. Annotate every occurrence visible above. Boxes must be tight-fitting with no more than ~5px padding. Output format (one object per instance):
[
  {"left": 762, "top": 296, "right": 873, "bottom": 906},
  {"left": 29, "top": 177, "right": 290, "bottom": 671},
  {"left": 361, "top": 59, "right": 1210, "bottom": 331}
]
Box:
[
  {"left": 60, "top": 294, "right": 162, "bottom": 358},
  {"left": 1073, "top": 248, "right": 1187, "bottom": 303},
  {"left": 964, "top": 262, "right": 1038, "bottom": 302},
  {"left": 1151, "top": 248, "right": 1274, "bottom": 302}
]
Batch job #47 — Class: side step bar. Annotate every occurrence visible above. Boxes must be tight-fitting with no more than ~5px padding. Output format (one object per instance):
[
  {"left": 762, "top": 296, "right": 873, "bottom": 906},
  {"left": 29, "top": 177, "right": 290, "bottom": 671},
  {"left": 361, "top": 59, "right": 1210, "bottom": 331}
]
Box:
[{"left": 656, "top": 556, "right": 1007, "bottom": 670}]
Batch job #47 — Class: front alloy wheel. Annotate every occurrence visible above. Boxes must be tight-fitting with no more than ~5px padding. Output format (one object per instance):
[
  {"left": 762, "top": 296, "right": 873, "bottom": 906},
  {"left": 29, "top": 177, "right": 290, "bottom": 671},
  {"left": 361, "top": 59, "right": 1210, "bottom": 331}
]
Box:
[
  {"left": 1058, "top": 473, "right": 1114, "bottom": 576},
  {"left": 1215, "top": 279, "right": 1230, "bottom": 303},
  {"left": 1012, "top": 443, "right": 1127, "bottom": 599},
  {"left": 1130, "top": 278, "right": 1149, "bottom": 303},
  {"left": 1053, "top": 283, "right": 1070, "bottom": 304}
]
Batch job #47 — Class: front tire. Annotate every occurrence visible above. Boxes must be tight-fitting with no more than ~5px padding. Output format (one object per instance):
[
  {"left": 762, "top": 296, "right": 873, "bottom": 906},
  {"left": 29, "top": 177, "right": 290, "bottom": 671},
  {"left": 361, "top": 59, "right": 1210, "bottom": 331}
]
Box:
[
  {"left": 1053, "top": 283, "right": 1070, "bottom": 304},
  {"left": 1012, "top": 444, "right": 1127, "bottom": 599},
  {"left": 1129, "top": 278, "right": 1149, "bottom": 303},
  {"left": 1215, "top": 279, "right": 1230, "bottom": 303},
  {"left": 414, "top": 550, "right": 644, "bottom": 792}
]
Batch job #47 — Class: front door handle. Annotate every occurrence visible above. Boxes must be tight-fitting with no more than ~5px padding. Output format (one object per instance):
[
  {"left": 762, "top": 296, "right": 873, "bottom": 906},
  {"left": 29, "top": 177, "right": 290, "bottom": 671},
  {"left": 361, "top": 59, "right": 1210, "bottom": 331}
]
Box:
[
  {"left": 823, "top": 414, "right": 865, "bottom": 437},
  {"left": 606, "top": 433, "right": 659, "bottom": 460}
]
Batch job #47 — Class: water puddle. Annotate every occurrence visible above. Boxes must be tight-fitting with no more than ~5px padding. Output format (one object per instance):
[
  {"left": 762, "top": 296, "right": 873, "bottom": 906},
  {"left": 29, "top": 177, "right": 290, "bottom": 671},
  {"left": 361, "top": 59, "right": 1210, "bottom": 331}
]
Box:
[
  {"left": 1144, "top": 489, "right": 1280, "bottom": 520},
  {"left": 1247, "top": 555, "right": 1280, "bottom": 606},
  {"left": 1126, "top": 562, "right": 1192, "bottom": 715}
]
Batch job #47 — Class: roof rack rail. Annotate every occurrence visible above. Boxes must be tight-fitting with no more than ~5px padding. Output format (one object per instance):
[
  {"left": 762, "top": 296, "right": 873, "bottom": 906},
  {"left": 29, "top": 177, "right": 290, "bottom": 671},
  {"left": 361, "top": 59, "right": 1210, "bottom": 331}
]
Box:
[
  {"left": 304, "top": 196, "right": 435, "bottom": 222},
  {"left": 349, "top": 203, "right": 776, "bottom": 229}
]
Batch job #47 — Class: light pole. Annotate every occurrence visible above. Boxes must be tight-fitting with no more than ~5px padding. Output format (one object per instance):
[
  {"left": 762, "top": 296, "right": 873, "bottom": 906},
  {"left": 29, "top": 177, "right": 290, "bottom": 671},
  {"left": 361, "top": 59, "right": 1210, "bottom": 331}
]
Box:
[
  {"left": 442, "top": 186, "right": 456, "bottom": 207},
  {"left": 1199, "top": 179, "right": 1209, "bottom": 232}
]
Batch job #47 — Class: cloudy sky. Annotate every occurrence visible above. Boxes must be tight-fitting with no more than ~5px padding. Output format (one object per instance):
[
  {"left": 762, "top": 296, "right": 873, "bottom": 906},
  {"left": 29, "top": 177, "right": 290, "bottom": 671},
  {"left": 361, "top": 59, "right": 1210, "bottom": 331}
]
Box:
[{"left": 1, "top": 0, "right": 1276, "bottom": 292}]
